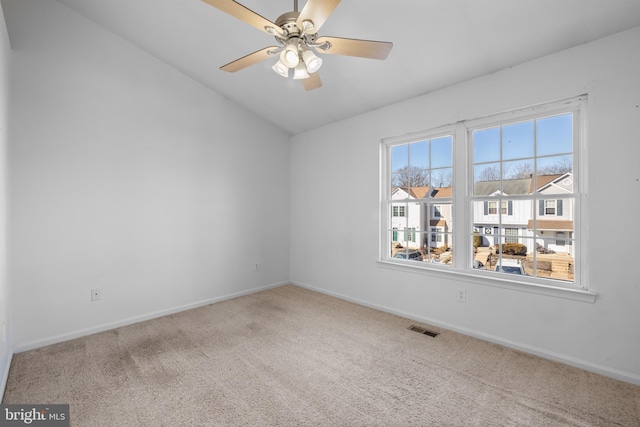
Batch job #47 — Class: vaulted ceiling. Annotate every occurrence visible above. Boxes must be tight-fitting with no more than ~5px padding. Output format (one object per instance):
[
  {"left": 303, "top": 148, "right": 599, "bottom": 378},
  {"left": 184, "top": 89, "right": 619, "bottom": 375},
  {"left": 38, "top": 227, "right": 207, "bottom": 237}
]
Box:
[{"left": 42, "top": 1, "right": 640, "bottom": 134}]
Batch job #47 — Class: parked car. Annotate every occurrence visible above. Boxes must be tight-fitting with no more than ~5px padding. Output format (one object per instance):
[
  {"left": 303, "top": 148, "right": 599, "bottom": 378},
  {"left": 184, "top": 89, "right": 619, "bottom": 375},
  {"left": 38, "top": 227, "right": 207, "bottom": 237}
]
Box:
[
  {"left": 494, "top": 258, "right": 525, "bottom": 275},
  {"left": 394, "top": 250, "right": 424, "bottom": 261}
]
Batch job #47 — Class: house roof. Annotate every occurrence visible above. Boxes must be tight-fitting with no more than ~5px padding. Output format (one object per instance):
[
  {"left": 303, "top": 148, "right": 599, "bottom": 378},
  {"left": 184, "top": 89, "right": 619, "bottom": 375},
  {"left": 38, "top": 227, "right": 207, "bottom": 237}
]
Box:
[
  {"left": 396, "top": 175, "right": 568, "bottom": 199},
  {"left": 530, "top": 174, "right": 565, "bottom": 193},
  {"left": 473, "top": 174, "right": 571, "bottom": 196},
  {"left": 408, "top": 186, "right": 433, "bottom": 199},
  {"left": 527, "top": 219, "right": 574, "bottom": 231},
  {"left": 474, "top": 177, "right": 531, "bottom": 196},
  {"left": 393, "top": 186, "right": 451, "bottom": 199},
  {"left": 433, "top": 187, "right": 452, "bottom": 198}
]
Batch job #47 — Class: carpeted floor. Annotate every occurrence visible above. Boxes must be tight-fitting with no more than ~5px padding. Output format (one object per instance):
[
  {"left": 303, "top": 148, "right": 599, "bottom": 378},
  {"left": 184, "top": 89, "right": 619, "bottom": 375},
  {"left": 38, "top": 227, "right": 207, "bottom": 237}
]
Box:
[{"left": 3, "top": 285, "right": 640, "bottom": 426}]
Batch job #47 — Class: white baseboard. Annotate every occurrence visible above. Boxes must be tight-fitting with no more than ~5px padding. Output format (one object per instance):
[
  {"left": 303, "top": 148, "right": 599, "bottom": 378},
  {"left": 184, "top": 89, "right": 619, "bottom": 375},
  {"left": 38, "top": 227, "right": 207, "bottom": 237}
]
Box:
[
  {"left": 291, "top": 280, "right": 640, "bottom": 386},
  {"left": 13, "top": 281, "right": 289, "bottom": 354}
]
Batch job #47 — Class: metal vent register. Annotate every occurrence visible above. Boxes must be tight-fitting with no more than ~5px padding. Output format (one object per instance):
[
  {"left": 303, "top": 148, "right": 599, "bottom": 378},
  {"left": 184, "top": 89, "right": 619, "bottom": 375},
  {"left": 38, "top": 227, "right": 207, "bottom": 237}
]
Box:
[{"left": 408, "top": 325, "right": 440, "bottom": 337}]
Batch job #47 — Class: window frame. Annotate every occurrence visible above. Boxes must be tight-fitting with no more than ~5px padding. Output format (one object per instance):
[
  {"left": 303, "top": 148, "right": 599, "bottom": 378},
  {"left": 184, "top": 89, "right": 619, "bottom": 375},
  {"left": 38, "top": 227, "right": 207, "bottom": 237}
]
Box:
[
  {"left": 379, "top": 96, "right": 594, "bottom": 302},
  {"left": 381, "top": 125, "right": 456, "bottom": 267}
]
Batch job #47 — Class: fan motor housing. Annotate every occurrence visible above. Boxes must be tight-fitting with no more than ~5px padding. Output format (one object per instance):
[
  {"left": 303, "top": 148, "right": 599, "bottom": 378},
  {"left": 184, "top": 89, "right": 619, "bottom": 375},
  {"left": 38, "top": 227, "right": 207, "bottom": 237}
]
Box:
[{"left": 275, "top": 11, "right": 301, "bottom": 36}]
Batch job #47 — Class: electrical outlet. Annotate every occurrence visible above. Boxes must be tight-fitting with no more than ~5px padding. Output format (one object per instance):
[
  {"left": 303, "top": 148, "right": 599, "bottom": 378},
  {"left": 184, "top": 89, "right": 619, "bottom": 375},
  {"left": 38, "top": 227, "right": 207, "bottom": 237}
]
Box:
[
  {"left": 91, "top": 289, "right": 101, "bottom": 301},
  {"left": 457, "top": 288, "right": 467, "bottom": 303}
]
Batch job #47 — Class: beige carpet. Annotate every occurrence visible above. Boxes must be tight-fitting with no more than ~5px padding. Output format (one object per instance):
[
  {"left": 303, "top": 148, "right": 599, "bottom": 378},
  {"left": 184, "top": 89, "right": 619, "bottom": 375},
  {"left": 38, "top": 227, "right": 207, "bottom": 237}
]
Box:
[{"left": 3, "top": 285, "right": 640, "bottom": 426}]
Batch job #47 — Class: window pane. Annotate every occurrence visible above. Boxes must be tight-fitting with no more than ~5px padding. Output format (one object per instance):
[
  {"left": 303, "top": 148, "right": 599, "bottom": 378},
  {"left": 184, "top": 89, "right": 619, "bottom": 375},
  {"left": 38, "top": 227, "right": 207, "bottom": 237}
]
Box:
[
  {"left": 472, "top": 236, "right": 486, "bottom": 270},
  {"left": 473, "top": 127, "right": 500, "bottom": 163},
  {"left": 503, "top": 159, "right": 535, "bottom": 183},
  {"left": 503, "top": 120, "right": 534, "bottom": 160},
  {"left": 391, "top": 145, "right": 408, "bottom": 173},
  {"left": 531, "top": 236, "right": 575, "bottom": 283},
  {"left": 536, "top": 156, "right": 573, "bottom": 194},
  {"left": 431, "top": 168, "right": 453, "bottom": 188},
  {"left": 474, "top": 163, "right": 501, "bottom": 196},
  {"left": 391, "top": 173, "right": 410, "bottom": 193},
  {"left": 392, "top": 238, "right": 424, "bottom": 262},
  {"left": 388, "top": 230, "right": 397, "bottom": 258},
  {"left": 537, "top": 113, "right": 572, "bottom": 156},
  {"left": 390, "top": 204, "right": 407, "bottom": 237},
  {"left": 409, "top": 141, "right": 429, "bottom": 170},
  {"left": 408, "top": 171, "right": 430, "bottom": 189},
  {"left": 431, "top": 136, "right": 453, "bottom": 168}
]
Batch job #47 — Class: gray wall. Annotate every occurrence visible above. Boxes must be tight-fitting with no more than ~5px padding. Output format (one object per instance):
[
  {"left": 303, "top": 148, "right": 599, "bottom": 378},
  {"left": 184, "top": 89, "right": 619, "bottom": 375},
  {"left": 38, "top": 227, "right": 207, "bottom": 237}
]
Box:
[
  {"left": 290, "top": 27, "right": 640, "bottom": 384},
  {"left": 5, "top": 0, "right": 291, "bottom": 351},
  {"left": 0, "top": 1, "right": 11, "bottom": 392}
]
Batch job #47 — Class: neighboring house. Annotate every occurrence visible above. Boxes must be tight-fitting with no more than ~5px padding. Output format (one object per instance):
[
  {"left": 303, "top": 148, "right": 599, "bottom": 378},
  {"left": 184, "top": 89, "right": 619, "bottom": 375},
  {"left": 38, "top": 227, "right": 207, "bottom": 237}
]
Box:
[
  {"left": 528, "top": 173, "right": 574, "bottom": 255},
  {"left": 391, "top": 186, "right": 452, "bottom": 250},
  {"left": 392, "top": 173, "right": 573, "bottom": 255},
  {"left": 473, "top": 173, "right": 574, "bottom": 255}
]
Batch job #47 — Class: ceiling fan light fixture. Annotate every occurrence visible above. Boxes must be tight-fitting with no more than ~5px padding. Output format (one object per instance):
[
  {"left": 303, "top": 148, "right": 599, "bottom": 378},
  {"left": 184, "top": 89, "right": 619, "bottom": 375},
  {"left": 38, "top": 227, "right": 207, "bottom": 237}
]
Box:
[
  {"left": 302, "top": 49, "right": 322, "bottom": 73},
  {"left": 272, "top": 59, "right": 290, "bottom": 78},
  {"left": 280, "top": 38, "right": 300, "bottom": 68},
  {"left": 203, "top": 0, "right": 394, "bottom": 89},
  {"left": 293, "top": 62, "right": 310, "bottom": 80}
]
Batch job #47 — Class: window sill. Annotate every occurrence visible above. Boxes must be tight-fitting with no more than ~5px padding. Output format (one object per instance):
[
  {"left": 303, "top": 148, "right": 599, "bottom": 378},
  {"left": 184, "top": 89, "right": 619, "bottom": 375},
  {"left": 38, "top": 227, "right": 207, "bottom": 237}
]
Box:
[{"left": 377, "top": 260, "right": 597, "bottom": 303}]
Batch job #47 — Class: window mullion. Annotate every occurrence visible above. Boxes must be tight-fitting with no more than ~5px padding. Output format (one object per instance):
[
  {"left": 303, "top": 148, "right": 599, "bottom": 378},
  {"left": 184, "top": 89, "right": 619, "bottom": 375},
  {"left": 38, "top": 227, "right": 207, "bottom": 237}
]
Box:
[{"left": 453, "top": 122, "right": 467, "bottom": 270}]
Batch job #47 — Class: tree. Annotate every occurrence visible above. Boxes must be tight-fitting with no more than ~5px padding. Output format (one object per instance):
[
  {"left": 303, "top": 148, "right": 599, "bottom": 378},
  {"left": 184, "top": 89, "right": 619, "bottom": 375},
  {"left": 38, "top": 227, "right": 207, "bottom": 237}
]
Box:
[
  {"left": 539, "top": 155, "right": 572, "bottom": 175},
  {"left": 392, "top": 166, "right": 429, "bottom": 188},
  {"left": 508, "top": 162, "right": 534, "bottom": 179},
  {"left": 476, "top": 165, "right": 501, "bottom": 182},
  {"left": 432, "top": 169, "right": 453, "bottom": 187}
]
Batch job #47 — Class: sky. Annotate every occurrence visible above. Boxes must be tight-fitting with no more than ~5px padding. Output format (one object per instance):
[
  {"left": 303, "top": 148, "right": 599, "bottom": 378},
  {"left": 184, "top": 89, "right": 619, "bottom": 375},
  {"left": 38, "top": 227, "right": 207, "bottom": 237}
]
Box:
[{"left": 390, "top": 112, "right": 573, "bottom": 186}]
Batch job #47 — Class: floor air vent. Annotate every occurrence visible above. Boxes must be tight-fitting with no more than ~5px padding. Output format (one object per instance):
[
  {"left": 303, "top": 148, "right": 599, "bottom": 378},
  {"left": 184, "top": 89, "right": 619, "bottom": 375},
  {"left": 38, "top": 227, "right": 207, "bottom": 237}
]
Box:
[{"left": 408, "top": 325, "right": 440, "bottom": 337}]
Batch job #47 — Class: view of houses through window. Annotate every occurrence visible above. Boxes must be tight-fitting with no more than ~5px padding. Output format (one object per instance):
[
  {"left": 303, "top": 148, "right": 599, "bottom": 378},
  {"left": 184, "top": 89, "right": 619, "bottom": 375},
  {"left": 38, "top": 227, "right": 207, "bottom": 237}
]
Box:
[
  {"left": 383, "top": 97, "right": 584, "bottom": 288},
  {"left": 388, "top": 135, "right": 453, "bottom": 264}
]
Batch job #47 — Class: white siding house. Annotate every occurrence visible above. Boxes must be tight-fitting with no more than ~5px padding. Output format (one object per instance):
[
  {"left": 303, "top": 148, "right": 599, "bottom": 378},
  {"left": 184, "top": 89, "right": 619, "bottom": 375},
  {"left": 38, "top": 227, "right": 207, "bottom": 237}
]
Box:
[
  {"left": 391, "top": 187, "right": 452, "bottom": 252},
  {"left": 473, "top": 173, "right": 574, "bottom": 255}
]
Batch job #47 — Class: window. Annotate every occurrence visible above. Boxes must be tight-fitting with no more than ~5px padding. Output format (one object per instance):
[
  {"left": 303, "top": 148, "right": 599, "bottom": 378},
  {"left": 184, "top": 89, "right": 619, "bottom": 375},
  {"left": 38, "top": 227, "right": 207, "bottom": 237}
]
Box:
[
  {"left": 505, "top": 228, "right": 519, "bottom": 243},
  {"left": 431, "top": 227, "right": 442, "bottom": 243},
  {"left": 488, "top": 201, "right": 498, "bottom": 215},
  {"left": 556, "top": 232, "right": 566, "bottom": 247},
  {"left": 544, "top": 200, "right": 556, "bottom": 215},
  {"left": 392, "top": 205, "right": 406, "bottom": 217},
  {"left": 484, "top": 200, "right": 512, "bottom": 215},
  {"left": 384, "top": 131, "right": 453, "bottom": 264},
  {"left": 381, "top": 96, "right": 587, "bottom": 292},
  {"left": 540, "top": 199, "right": 563, "bottom": 217}
]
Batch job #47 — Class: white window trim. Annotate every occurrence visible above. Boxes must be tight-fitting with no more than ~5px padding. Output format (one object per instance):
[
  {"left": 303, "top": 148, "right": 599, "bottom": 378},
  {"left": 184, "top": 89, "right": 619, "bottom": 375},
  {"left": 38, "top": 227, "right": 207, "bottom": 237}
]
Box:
[{"left": 379, "top": 95, "right": 594, "bottom": 303}]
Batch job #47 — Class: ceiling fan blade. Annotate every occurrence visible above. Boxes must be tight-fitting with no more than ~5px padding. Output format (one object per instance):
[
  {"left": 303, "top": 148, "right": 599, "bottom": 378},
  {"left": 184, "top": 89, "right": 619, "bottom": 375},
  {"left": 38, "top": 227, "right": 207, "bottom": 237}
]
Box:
[
  {"left": 297, "top": 0, "right": 341, "bottom": 34},
  {"left": 201, "top": 0, "right": 284, "bottom": 36},
  {"left": 302, "top": 72, "right": 322, "bottom": 91},
  {"left": 315, "top": 36, "right": 393, "bottom": 60},
  {"left": 220, "top": 46, "right": 279, "bottom": 72}
]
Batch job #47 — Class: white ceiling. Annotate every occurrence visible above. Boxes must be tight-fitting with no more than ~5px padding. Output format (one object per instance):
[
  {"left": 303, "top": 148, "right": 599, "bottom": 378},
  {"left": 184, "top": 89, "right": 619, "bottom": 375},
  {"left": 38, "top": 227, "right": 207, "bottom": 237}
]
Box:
[{"left": 52, "top": 0, "right": 640, "bottom": 135}]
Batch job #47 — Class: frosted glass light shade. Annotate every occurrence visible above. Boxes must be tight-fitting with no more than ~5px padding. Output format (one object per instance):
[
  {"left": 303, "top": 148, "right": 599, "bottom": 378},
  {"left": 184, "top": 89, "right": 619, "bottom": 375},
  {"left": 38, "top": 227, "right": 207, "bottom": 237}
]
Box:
[
  {"left": 293, "top": 63, "right": 310, "bottom": 80},
  {"left": 272, "top": 59, "right": 289, "bottom": 78},
  {"left": 280, "top": 42, "right": 300, "bottom": 68},
  {"left": 302, "top": 49, "right": 323, "bottom": 73}
]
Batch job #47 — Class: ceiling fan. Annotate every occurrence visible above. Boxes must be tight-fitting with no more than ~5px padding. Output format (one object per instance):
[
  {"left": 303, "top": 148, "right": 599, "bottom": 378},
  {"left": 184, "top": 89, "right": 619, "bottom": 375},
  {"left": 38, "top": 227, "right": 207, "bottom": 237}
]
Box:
[{"left": 201, "top": 0, "right": 393, "bottom": 90}]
